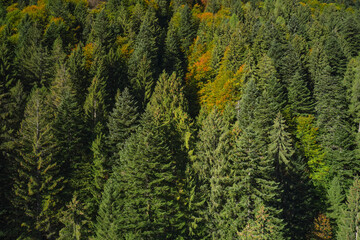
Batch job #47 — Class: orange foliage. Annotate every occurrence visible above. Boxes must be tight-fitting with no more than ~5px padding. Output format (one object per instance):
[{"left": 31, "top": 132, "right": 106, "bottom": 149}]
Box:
[
  {"left": 83, "top": 43, "right": 95, "bottom": 69},
  {"left": 6, "top": 3, "right": 19, "bottom": 12},
  {"left": 312, "top": 214, "right": 332, "bottom": 240},
  {"left": 21, "top": 0, "right": 47, "bottom": 23},
  {"left": 199, "top": 48, "right": 244, "bottom": 111},
  {"left": 187, "top": 48, "right": 213, "bottom": 86},
  {"left": 116, "top": 36, "right": 133, "bottom": 59},
  {"left": 144, "top": 0, "right": 159, "bottom": 9}
]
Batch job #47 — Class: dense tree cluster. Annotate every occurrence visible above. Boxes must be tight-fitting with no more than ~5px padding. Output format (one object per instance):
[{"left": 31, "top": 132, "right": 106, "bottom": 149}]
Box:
[{"left": 2, "top": 0, "right": 360, "bottom": 239}]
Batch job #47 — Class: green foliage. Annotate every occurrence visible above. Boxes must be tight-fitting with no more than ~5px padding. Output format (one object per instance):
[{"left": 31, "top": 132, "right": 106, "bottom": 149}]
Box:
[
  {"left": 128, "top": 7, "right": 160, "bottom": 106},
  {"left": 2, "top": 0, "right": 360, "bottom": 238},
  {"left": 337, "top": 176, "right": 360, "bottom": 240},
  {"left": 58, "top": 195, "right": 89, "bottom": 240},
  {"left": 106, "top": 87, "right": 139, "bottom": 166},
  {"left": 12, "top": 87, "right": 64, "bottom": 239},
  {"left": 192, "top": 108, "right": 232, "bottom": 238}
]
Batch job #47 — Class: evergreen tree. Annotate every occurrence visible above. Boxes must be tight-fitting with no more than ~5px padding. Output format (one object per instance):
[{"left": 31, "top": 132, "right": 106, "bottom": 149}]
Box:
[
  {"left": 192, "top": 108, "right": 232, "bottom": 239},
  {"left": 84, "top": 74, "right": 107, "bottom": 139},
  {"left": 95, "top": 177, "right": 121, "bottom": 240},
  {"left": 236, "top": 78, "right": 259, "bottom": 130},
  {"left": 287, "top": 70, "right": 314, "bottom": 116},
  {"left": 238, "top": 200, "right": 283, "bottom": 240},
  {"left": 337, "top": 177, "right": 360, "bottom": 240},
  {"left": 327, "top": 176, "right": 345, "bottom": 234},
  {"left": 50, "top": 65, "right": 86, "bottom": 203},
  {"left": 12, "top": 87, "right": 63, "bottom": 239},
  {"left": 178, "top": 4, "right": 198, "bottom": 56},
  {"left": 128, "top": 7, "right": 160, "bottom": 106},
  {"left": 227, "top": 122, "right": 284, "bottom": 239},
  {"left": 269, "top": 112, "right": 294, "bottom": 174},
  {"left": 58, "top": 195, "right": 89, "bottom": 240},
  {"left": 106, "top": 88, "right": 139, "bottom": 167},
  {"left": 163, "top": 18, "right": 186, "bottom": 79},
  {"left": 67, "top": 42, "right": 90, "bottom": 105},
  {"left": 113, "top": 114, "right": 185, "bottom": 239}
]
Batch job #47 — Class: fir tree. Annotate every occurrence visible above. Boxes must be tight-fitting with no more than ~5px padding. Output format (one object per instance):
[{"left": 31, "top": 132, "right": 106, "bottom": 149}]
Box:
[
  {"left": 236, "top": 78, "right": 259, "bottom": 130},
  {"left": 95, "top": 177, "right": 121, "bottom": 240},
  {"left": 106, "top": 88, "right": 139, "bottom": 167},
  {"left": 12, "top": 87, "right": 64, "bottom": 239},
  {"left": 58, "top": 195, "right": 89, "bottom": 240},
  {"left": 227, "top": 123, "right": 284, "bottom": 239},
  {"left": 192, "top": 108, "right": 232, "bottom": 239},
  {"left": 114, "top": 114, "right": 185, "bottom": 239},
  {"left": 287, "top": 70, "right": 314, "bottom": 116},
  {"left": 128, "top": 7, "right": 160, "bottom": 107},
  {"left": 84, "top": 74, "right": 107, "bottom": 139},
  {"left": 337, "top": 177, "right": 360, "bottom": 240},
  {"left": 327, "top": 176, "right": 345, "bottom": 234}
]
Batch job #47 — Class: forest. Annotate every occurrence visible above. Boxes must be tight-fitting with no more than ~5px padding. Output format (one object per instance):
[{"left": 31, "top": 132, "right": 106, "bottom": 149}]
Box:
[{"left": 2, "top": 0, "right": 360, "bottom": 239}]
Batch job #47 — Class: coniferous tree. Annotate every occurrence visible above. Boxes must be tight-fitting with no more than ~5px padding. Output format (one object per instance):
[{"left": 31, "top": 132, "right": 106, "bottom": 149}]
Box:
[
  {"left": 236, "top": 78, "right": 259, "bottom": 129},
  {"left": 84, "top": 73, "right": 107, "bottom": 139},
  {"left": 327, "top": 176, "right": 345, "bottom": 234},
  {"left": 67, "top": 42, "right": 90, "bottom": 105},
  {"left": 106, "top": 87, "right": 139, "bottom": 167},
  {"left": 337, "top": 176, "right": 360, "bottom": 240},
  {"left": 12, "top": 87, "right": 63, "bottom": 239},
  {"left": 58, "top": 195, "right": 89, "bottom": 240},
  {"left": 192, "top": 108, "right": 232, "bottom": 239},
  {"left": 95, "top": 177, "right": 121, "bottom": 240},
  {"left": 128, "top": 7, "right": 160, "bottom": 106},
  {"left": 287, "top": 70, "right": 314, "bottom": 116},
  {"left": 112, "top": 114, "right": 185, "bottom": 239},
  {"left": 227, "top": 122, "right": 284, "bottom": 239}
]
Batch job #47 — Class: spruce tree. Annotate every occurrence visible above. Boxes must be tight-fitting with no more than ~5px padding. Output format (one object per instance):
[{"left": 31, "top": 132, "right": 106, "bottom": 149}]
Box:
[
  {"left": 327, "top": 176, "right": 345, "bottom": 234},
  {"left": 236, "top": 78, "right": 259, "bottom": 130},
  {"left": 227, "top": 122, "right": 284, "bottom": 239},
  {"left": 67, "top": 42, "right": 90, "bottom": 105},
  {"left": 12, "top": 87, "right": 63, "bottom": 239},
  {"left": 113, "top": 114, "right": 185, "bottom": 239},
  {"left": 58, "top": 195, "right": 89, "bottom": 240},
  {"left": 192, "top": 108, "right": 232, "bottom": 239},
  {"left": 128, "top": 7, "right": 160, "bottom": 107},
  {"left": 287, "top": 70, "right": 314, "bottom": 116},
  {"left": 106, "top": 88, "right": 139, "bottom": 167},
  {"left": 95, "top": 177, "right": 121, "bottom": 240},
  {"left": 50, "top": 65, "right": 86, "bottom": 203},
  {"left": 84, "top": 74, "right": 107, "bottom": 139},
  {"left": 337, "top": 177, "right": 360, "bottom": 240},
  {"left": 163, "top": 18, "right": 185, "bottom": 79}
]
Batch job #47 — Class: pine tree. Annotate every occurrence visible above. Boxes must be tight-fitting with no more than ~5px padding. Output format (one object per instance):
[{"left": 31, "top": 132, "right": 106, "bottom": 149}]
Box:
[
  {"left": 106, "top": 88, "right": 139, "bottom": 167},
  {"left": 192, "top": 108, "right": 232, "bottom": 239},
  {"left": 287, "top": 70, "right": 314, "bottom": 116},
  {"left": 12, "top": 87, "right": 64, "bottom": 239},
  {"left": 337, "top": 177, "right": 360, "bottom": 240},
  {"left": 327, "top": 176, "right": 345, "bottom": 234},
  {"left": 128, "top": 7, "right": 160, "bottom": 107},
  {"left": 58, "top": 195, "right": 89, "bottom": 240},
  {"left": 113, "top": 115, "right": 185, "bottom": 239},
  {"left": 95, "top": 177, "right": 121, "bottom": 240},
  {"left": 227, "top": 123, "right": 284, "bottom": 239},
  {"left": 84, "top": 74, "right": 107, "bottom": 139}
]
